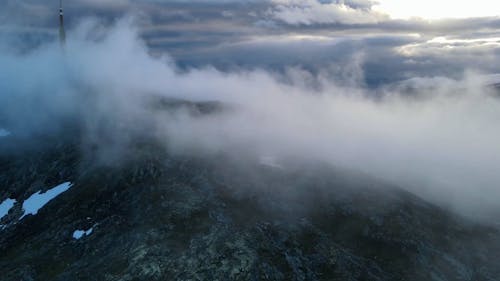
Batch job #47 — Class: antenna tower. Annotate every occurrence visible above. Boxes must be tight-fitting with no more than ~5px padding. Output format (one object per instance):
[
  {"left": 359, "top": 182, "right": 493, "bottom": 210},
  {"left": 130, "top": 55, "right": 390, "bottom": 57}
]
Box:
[{"left": 59, "top": 0, "right": 66, "bottom": 46}]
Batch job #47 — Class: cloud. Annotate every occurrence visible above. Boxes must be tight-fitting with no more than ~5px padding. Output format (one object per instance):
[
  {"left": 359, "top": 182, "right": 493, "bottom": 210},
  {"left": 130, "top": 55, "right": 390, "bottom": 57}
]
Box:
[
  {"left": 397, "top": 36, "right": 500, "bottom": 57},
  {"left": 1, "top": 19, "right": 500, "bottom": 223},
  {"left": 74, "top": 0, "right": 131, "bottom": 9},
  {"left": 374, "top": 0, "right": 500, "bottom": 20},
  {"left": 268, "top": 0, "right": 388, "bottom": 25}
]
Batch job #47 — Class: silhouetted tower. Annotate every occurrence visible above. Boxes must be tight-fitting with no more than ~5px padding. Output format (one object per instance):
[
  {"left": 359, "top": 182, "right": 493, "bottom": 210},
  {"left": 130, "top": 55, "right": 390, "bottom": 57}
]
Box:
[{"left": 59, "top": 0, "right": 66, "bottom": 46}]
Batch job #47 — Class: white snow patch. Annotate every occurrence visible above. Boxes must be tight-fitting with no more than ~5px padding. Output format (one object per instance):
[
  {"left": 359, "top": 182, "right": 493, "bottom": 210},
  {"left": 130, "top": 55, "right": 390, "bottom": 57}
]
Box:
[
  {"left": 0, "top": 198, "right": 16, "bottom": 220},
  {"left": 0, "top": 128, "right": 11, "bottom": 137},
  {"left": 20, "top": 182, "right": 73, "bottom": 220},
  {"left": 259, "top": 156, "right": 284, "bottom": 169},
  {"left": 72, "top": 227, "right": 93, "bottom": 240}
]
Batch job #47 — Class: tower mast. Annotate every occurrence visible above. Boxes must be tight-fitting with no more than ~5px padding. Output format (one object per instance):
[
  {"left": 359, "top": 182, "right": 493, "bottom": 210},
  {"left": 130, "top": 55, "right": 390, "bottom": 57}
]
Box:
[{"left": 59, "top": 0, "right": 66, "bottom": 46}]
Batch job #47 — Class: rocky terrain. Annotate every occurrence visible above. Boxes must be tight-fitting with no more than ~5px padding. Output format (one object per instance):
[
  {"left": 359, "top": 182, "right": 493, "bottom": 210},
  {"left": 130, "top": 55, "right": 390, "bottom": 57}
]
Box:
[{"left": 1, "top": 102, "right": 500, "bottom": 281}]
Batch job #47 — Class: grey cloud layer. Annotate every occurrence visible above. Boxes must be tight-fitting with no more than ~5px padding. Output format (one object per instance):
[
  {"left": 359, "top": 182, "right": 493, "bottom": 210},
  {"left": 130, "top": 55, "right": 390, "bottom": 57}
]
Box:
[
  {"left": 137, "top": 2, "right": 500, "bottom": 85},
  {"left": 3, "top": 0, "right": 499, "bottom": 86}
]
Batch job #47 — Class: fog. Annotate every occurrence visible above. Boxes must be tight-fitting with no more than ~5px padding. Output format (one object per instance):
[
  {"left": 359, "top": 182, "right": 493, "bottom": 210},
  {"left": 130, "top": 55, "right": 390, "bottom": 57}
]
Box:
[{"left": 1, "top": 19, "right": 500, "bottom": 221}]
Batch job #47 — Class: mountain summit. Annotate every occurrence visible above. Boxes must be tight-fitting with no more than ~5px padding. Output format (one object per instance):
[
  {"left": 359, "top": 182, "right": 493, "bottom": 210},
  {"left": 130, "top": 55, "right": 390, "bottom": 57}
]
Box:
[{"left": 1, "top": 103, "right": 499, "bottom": 280}]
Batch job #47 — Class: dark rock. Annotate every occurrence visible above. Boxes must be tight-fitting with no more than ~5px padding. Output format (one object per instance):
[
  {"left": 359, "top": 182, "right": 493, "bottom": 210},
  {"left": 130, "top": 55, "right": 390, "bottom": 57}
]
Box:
[{"left": 1, "top": 131, "right": 499, "bottom": 281}]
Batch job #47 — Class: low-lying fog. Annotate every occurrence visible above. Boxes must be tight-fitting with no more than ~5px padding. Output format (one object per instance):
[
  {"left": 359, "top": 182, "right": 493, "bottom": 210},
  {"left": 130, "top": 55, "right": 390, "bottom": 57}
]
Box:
[{"left": 1, "top": 19, "right": 499, "bottom": 222}]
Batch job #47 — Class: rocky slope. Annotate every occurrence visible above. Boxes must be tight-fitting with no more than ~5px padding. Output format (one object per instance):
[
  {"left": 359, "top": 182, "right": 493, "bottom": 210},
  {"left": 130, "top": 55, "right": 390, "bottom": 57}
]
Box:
[{"left": 1, "top": 119, "right": 500, "bottom": 281}]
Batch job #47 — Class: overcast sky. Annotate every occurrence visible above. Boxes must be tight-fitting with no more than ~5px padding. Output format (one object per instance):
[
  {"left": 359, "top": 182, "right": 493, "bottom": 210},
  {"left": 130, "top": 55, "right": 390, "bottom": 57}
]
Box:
[{"left": 1, "top": 0, "right": 499, "bottom": 86}]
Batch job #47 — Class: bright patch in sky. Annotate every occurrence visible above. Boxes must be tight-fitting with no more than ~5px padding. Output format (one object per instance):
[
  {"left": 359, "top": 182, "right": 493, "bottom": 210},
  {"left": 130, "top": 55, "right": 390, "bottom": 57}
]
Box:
[
  {"left": 374, "top": 0, "right": 500, "bottom": 19},
  {"left": 0, "top": 198, "right": 16, "bottom": 220},
  {"left": 20, "top": 182, "right": 72, "bottom": 220},
  {"left": 259, "top": 156, "right": 284, "bottom": 169},
  {"left": 73, "top": 227, "right": 93, "bottom": 240},
  {"left": 0, "top": 129, "right": 11, "bottom": 137}
]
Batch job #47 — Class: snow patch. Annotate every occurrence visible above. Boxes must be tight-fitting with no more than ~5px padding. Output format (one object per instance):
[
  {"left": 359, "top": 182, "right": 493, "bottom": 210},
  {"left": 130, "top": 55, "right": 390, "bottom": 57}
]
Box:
[
  {"left": 73, "top": 227, "right": 93, "bottom": 240},
  {"left": 0, "top": 198, "right": 16, "bottom": 220},
  {"left": 20, "top": 182, "right": 73, "bottom": 220},
  {"left": 0, "top": 128, "right": 11, "bottom": 137}
]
